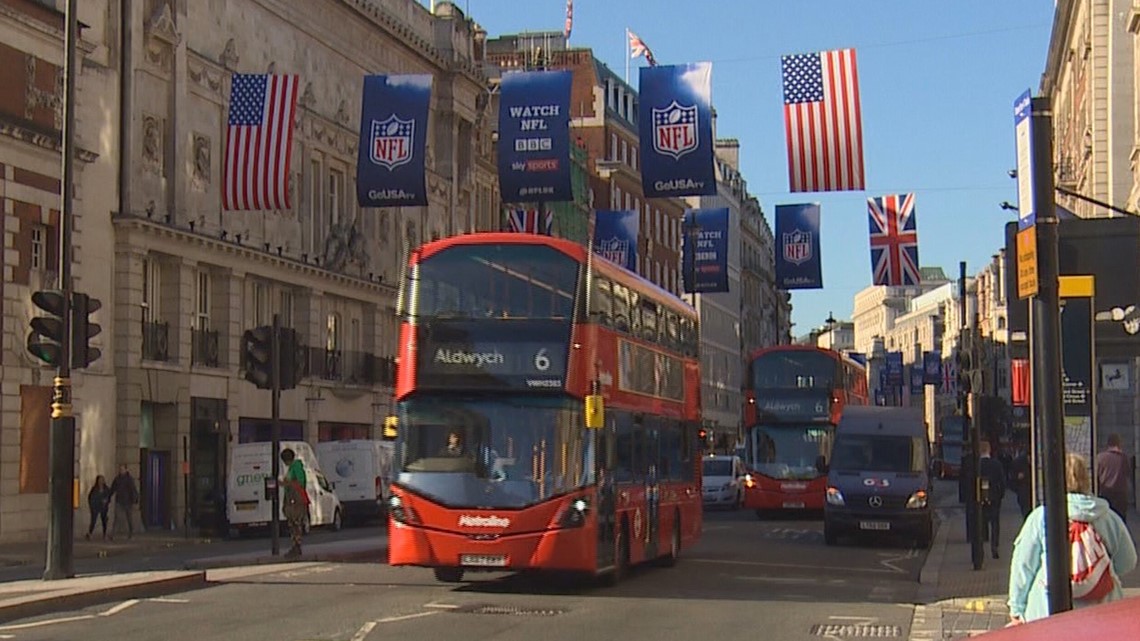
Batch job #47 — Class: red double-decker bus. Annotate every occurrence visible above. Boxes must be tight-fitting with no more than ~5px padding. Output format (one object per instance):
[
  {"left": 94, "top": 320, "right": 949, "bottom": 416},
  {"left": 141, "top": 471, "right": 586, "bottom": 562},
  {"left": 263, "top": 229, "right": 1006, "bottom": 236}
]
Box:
[
  {"left": 387, "top": 233, "right": 702, "bottom": 584},
  {"left": 741, "top": 345, "right": 868, "bottom": 516}
]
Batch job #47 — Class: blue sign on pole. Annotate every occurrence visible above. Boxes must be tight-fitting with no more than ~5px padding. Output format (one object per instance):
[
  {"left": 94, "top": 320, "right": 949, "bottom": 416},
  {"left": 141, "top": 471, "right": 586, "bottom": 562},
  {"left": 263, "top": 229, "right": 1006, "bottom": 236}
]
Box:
[
  {"left": 592, "top": 210, "right": 639, "bottom": 272},
  {"left": 910, "top": 365, "right": 925, "bottom": 397},
  {"left": 1014, "top": 89, "right": 1035, "bottom": 230},
  {"left": 498, "top": 70, "right": 573, "bottom": 203},
  {"left": 638, "top": 62, "right": 717, "bottom": 198},
  {"left": 682, "top": 208, "right": 729, "bottom": 293},
  {"left": 886, "top": 351, "right": 904, "bottom": 387},
  {"left": 922, "top": 350, "right": 942, "bottom": 385},
  {"left": 356, "top": 75, "right": 432, "bottom": 207},
  {"left": 775, "top": 203, "right": 823, "bottom": 289}
]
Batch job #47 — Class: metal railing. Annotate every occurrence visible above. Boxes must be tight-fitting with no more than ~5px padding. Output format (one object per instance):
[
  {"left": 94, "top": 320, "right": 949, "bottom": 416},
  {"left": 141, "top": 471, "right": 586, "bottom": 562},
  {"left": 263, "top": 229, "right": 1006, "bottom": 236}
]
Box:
[
  {"left": 142, "top": 320, "right": 170, "bottom": 362},
  {"left": 192, "top": 327, "right": 220, "bottom": 367}
]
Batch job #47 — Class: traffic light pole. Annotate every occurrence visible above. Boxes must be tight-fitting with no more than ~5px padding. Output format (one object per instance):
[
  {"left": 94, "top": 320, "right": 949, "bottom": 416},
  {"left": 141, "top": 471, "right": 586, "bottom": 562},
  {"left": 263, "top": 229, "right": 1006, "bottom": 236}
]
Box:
[
  {"left": 44, "top": 0, "right": 78, "bottom": 581},
  {"left": 1030, "top": 96, "right": 1072, "bottom": 615},
  {"left": 959, "top": 261, "right": 983, "bottom": 571},
  {"left": 270, "top": 313, "right": 282, "bottom": 557}
]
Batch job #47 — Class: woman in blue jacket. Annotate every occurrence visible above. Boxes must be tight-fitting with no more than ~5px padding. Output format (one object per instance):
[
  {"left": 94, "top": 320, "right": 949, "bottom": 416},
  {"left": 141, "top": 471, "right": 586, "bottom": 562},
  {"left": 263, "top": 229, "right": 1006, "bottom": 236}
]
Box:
[{"left": 1007, "top": 453, "right": 1137, "bottom": 624}]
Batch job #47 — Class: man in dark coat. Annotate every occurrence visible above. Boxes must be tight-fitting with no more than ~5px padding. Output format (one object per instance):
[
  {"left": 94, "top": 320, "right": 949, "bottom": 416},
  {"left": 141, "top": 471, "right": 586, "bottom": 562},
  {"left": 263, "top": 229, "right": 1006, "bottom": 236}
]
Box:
[
  {"left": 108, "top": 464, "right": 139, "bottom": 540},
  {"left": 978, "top": 441, "right": 1006, "bottom": 559}
]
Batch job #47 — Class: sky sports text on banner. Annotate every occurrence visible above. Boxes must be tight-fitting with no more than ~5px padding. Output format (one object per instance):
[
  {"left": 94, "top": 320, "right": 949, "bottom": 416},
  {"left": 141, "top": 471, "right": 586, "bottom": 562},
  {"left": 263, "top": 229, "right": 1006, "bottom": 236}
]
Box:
[
  {"left": 682, "top": 208, "right": 729, "bottom": 293},
  {"left": 781, "top": 48, "right": 864, "bottom": 193},
  {"left": 775, "top": 203, "right": 822, "bottom": 289},
  {"left": 223, "top": 74, "right": 299, "bottom": 211},
  {"left": 868, "top": 193, "right": 921, "bottom": 287},
  {"left": 498, "top": 70, "right": 573, "bottom": 203},
  {"left": 593, "top": 210, "right": 639, "bottom": 272},
  {"left": 638, "top": 62, "right": 716, "bottom": 198},
  {"left": 356, "top": 74, "right": 431, "bottom": 208}
]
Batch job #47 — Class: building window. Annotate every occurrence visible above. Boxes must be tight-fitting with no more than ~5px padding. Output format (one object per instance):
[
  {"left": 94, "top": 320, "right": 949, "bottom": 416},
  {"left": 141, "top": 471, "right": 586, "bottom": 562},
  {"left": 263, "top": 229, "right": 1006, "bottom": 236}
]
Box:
[
  {"left": 328, "top": 168, "right": 344, "bottom": 227},
  {"left": 324, "top": 312, "right": 342, "bottom": 380},
  {"left": 631, "top": 147, "right": 637, "bottom": 171},
  {"left": 611, "top": 133, "right": 618, "bottom": 161},
  {"left": 621, "top": 139, "right": 628, "bottom": 164},
  {"left": 141, "top": 257, "right": 160, "bottom": 323},
  {"left": 31, "top": 224, "right": 46, "bottom": 271},
  {"left": 195, "top": 270, "right": 210, "bottom": 330},
  {"left": 308, "top": 158, "right": 322, "bottom": 253},
  {"left": 252, "top": 281, "right": 268, "bottom": 327},
  {"left": 279, "top": 289, "right": 294, "bottom": 329}
]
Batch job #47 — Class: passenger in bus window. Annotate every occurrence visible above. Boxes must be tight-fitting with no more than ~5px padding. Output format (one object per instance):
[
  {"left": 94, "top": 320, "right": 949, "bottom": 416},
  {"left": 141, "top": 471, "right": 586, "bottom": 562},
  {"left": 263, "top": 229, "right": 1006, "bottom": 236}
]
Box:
[{"left": 439, "top": 430, "right": 466, "bottom": 457}]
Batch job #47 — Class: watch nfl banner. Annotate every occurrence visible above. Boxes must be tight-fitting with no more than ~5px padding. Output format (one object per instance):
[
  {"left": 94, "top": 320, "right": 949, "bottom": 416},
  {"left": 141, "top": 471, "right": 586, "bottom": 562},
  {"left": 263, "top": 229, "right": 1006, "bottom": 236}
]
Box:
[
  {"left": 775, "top": 203, "right": 822, "bottom": 289},
  {"left": 592, "top": 210, "right": 639, "bottom": 271},
  {"left": 682, "top": 207, "right": 729, "bottom": 293},
  {"left": 497, "top": 70, "right": 573, "bottom": 203},
  {"left": 356, "top": 74, "right": 432, "bottom": 207},
  {"left": 909, "top": 365, "right": 924, "bottom": 397},
  {"left": 922, "top": 350, "right": 942, "bottom": 385},
  {"left": 638, "top": 62, "right": 717, "bottom": 198}
]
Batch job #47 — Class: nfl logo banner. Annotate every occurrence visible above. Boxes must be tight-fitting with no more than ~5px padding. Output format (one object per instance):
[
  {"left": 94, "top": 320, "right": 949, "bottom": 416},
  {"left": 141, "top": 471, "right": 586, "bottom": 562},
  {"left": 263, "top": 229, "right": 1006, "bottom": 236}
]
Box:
[
  {"left": 909, "top": 365, "right": 924, "bottom": 397},
  {"left": 592, "top": 210, "right": 638, "bottom": 272},
  {"left": 775, "top": 203, "right": 823, "bottom": 289},
  {"left": 356, "top": 75, "right": 431, "bottom": 207},
  {"left": 923, "top": 350, "right": 942, "bottom": 385},
  {"left": 886, "top": 351, "right": 904, "bottom": 387},
  {"left": 682, "top": 208, "right": 729, "bottom": 293},
  {"left": 638, "top": 62, "right": 716, "bottom": 198},
  {"left": 497, "top": 70, "right": 573, "bottom": 203}
]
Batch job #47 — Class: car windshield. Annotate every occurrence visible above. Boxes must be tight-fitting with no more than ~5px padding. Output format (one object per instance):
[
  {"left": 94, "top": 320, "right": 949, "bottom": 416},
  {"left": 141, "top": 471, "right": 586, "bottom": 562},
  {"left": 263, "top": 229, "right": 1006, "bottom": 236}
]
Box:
[
  {"left": 702, "top": 460, "right": 732, "bottom": 477},
  {"left": 749, "top": 424, "right": 833, "bottom": 480},
  {"left": 831, "top": 435, "right": 925, "bottom": 473},
  {"left": 396, "top": 395, "right": 594, "bottom": 508}
]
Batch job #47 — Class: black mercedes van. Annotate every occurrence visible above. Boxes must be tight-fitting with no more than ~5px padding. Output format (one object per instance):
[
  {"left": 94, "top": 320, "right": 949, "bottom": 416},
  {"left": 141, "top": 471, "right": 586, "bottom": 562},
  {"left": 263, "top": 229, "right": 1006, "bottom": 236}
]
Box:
[{"left": 823, "top": 406, "right": 933, "bottom": 548}]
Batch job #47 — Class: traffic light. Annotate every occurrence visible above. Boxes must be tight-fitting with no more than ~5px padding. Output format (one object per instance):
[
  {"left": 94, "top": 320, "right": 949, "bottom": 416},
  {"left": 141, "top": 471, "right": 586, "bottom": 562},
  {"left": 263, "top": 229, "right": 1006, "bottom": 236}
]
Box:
[
  {"left": 277, "top": 327, "right": 306, "bottom": 390},
  {"left": 71, "top": 292, "right": 102, "bottom": 369},
  {"left": 242, "top": 325, "right": 273, "bottom": 389},
  {"left": 28, "top": 290, "right": 66, "bottom": 366},
  {"left": 956, "top": 347, "right": 972, "bottom": 394}
]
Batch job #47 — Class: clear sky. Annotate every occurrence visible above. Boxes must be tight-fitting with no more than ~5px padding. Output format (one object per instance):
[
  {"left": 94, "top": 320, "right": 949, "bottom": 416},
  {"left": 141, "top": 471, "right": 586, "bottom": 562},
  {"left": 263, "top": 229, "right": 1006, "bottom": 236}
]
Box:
[{"left": 438, "top": 0, "right": 1056, "bottom": 337}]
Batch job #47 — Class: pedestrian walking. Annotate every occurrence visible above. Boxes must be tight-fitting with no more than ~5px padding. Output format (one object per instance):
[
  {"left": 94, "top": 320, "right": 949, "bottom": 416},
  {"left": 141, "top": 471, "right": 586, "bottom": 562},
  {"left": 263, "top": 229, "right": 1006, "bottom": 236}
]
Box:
[
  {"left": 1096, "top": 433, "right": 1132, "bottom": 524},
  {"left": 108, "top": 464, "right": 139, "bottom": 541},
  {"left": 1008, "top": 444, "right": 1033, "bottom": 520},
  {"left": 85, "top": 474, "right": 110, "bottom": 541},
  {"left": 1007, "top": 453, "right": 1137, "bottom": 625},
  {"left": 281, "top": 448, "right": 310, "bottom": 558},
  {"left": 978, "top": 441, "right": 1006, "bottom": 558}
]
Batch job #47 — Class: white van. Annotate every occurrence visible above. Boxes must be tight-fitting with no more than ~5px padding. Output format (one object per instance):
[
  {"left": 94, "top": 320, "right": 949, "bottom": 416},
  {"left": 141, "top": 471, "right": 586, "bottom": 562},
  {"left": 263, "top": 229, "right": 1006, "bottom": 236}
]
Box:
[
  {"left": 315, "top": 439, "right": 394, "bottom": 524},
  {"left": 227, "top": 441, "right": 343, "bottom": 535}
]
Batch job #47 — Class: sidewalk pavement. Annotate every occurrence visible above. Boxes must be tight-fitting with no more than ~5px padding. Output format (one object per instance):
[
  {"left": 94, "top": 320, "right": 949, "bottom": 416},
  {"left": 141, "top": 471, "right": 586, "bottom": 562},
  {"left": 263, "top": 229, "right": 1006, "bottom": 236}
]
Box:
[
  {"left": 0, "top": 529, "right": 215, "bottom": 569},
  {"left": 910, "top": 485, "right": 1140, "bottom": 640},
  {"left": 0, "top": 534, "right": 387, "bottom": 624}
]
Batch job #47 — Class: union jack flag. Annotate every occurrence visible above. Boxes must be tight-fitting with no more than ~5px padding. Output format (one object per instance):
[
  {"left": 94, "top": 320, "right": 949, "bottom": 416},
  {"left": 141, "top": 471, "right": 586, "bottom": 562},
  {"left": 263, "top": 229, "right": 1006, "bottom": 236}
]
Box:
[
  {"left": 505, "top": 209, "right": 553, "bottom": 235},
  {"left": 868, "top": 193, "right": 921, "bottom": 287},
  {"left": 628, "top": 29, "right": 657, "bottom": 67},
  {"left": 941, "top": 356, "right": 957, "bottom": 396}
]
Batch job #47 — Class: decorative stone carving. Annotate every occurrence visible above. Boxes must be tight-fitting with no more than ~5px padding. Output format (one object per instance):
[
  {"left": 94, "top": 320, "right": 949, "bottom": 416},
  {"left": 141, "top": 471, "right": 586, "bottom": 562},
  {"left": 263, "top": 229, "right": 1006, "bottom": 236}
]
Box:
[
  {"left": 404, "top": 220, "right": 417, "bottom": 249},
  {"left": 24, "top": 56, "right": 62, "bottom": 130},
  {"left": 142, "top": 115, "right": 162, "bottom": 174},
  {"left": 145, "top": 3, "right": 180, "bottom": 46},
  {"left": 191, "top": 134, "right": 210, "bottom": 188},
  {"left": 220, "top": 38, "right": 239, "bottom": 70},
  {"left": 267, "top": 61, "right": 276, "bottom": 74},
  {"left": 188, "top": 59, "right": 224, "bottom": 95},
  {"left": 322, "top": 220, "right": 370, "bottom": 273},
  {"left": 299, "top": 82, "right": 316, "bottom": 109},
  {"left": 336, "top": 100, "right": 350, "bottom": 125},
  {"left": 378, "top": 211, "right": 390, "bottom": 245}
]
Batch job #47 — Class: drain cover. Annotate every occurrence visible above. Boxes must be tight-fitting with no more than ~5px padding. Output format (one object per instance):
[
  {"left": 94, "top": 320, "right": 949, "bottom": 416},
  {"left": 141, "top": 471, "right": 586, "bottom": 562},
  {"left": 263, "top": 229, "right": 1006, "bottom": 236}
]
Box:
[
  {"left": 466, "top": 605, "right": 565, "bottom": 617},
  {"left": 810, "top": 624, "right": 901, "bottom": 637}
]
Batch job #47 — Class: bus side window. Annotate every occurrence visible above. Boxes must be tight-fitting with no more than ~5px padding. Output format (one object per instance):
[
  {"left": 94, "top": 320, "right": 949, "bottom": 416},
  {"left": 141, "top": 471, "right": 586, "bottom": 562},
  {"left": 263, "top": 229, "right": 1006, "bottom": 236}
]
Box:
[
  {"left": 628, "top": 289, "right": 642, "bottom": 338},
  {"left": 613, "top": 411, "right": 635, "bottom": 482},
  {"left": 612, "top": 283, "right": 630, "bottom": 332},
  {"left": 591, "top": 278, "right": 613, "bottom": 326},
  {"left": 641, "top": 299, "right": 659, "bottom": 344},
  {"left": 665, "top": 311, "right": 680, "bottom": 352}
]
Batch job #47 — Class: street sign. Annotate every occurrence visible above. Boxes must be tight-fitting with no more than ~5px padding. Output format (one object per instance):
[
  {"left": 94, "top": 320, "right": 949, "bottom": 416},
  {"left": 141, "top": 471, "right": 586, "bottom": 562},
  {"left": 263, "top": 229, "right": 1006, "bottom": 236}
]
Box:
[
  {"left": 1014, "top": 89, "right": 1035, "bottom": 229},
  {"left": 1058, "top": 275, "right": 1095, "bottom": 470},
  {"left": 1017, "top": 225, "right": 1038, "bottom": 299}
]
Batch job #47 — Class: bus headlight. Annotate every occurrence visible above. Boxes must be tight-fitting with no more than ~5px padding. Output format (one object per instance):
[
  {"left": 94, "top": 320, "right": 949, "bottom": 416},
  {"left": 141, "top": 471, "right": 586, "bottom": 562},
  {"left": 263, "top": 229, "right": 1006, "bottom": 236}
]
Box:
[
  {"left": 906, "top": 490, "right": 928, "bottom": 509},
  {"left": 826, "top": 487, "right": 845, "bottom": 507},
  {"left": 559, "top": 497, "right": 589, "bottom": 528},
  {"left": 389, "top": 495, "right": 420, "bottom": 524}
]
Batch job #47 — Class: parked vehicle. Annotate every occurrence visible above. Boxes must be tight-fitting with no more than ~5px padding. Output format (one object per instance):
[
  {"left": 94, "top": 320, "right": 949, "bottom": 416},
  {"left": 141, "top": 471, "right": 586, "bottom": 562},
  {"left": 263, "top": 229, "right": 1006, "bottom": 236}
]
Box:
[
  {"left": 702, "top": 455, "right": 746, "bottom": 509},
  {"left": 316, "top": 439, "right": 394, "bottom": 524},
  {"left": 227, "top": 441, "right": 343, "bottom": 536},
  {"left": 823, "top": 406, "right": 933, "bottom": 548}
]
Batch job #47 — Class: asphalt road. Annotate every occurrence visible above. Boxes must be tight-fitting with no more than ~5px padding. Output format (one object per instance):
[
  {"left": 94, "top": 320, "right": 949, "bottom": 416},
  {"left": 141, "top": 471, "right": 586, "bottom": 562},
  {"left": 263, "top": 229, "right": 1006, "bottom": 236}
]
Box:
[{"left": 0, "top": 508, "right": 930, "bottom": 641}]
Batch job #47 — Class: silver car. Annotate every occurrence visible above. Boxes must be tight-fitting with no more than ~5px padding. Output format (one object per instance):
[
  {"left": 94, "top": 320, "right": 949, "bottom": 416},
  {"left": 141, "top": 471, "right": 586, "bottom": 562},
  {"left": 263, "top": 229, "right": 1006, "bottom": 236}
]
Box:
[{"left": 702, "top": 455, "right": 745, "bottom": 509}]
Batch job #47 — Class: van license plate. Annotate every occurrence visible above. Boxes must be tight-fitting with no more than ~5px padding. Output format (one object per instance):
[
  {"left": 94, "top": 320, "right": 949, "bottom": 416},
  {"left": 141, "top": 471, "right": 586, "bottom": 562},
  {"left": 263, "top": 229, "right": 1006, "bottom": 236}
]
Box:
[
  {"left": 460, "top": 554, "right": 508, "bottom": 567},
  {"left": 859, "top": 521, "right": 890, "bottom": 531},
  {"left": 783, "top": 501, "right": 805, "bottom": 509}
]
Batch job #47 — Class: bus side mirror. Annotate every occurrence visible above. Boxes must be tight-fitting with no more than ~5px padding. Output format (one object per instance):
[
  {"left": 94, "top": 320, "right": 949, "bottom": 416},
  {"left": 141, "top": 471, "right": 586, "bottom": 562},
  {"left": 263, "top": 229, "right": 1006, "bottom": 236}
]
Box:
[
  {"left": 383, "top": 415, "right": 398, "bottom": 440},
  {"left": 585, "top": 394, "right": 604, "bottom": 429}
]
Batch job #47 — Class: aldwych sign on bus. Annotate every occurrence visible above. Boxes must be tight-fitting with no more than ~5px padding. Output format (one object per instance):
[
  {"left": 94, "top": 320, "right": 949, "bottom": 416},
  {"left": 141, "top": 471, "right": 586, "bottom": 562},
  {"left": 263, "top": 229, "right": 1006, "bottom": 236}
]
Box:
[{"left": 415, "top": 322, "right": 568, "bottom": 390}]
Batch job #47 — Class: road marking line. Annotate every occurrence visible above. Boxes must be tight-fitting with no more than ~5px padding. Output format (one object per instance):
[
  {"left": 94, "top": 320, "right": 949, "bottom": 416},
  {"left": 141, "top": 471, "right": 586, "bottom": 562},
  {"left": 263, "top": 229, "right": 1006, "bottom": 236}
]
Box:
[
  {"left": 148, "top": 597, "right": 190, "bottom": 603},
  {"left": 423, "top": 602, "right": 460, "bottom": 609},
  {"left": 350, "top": 621, "right": 377, "bottom": 641},
  {"left": 375, "top": 611, "right": 441, "bottom": 624},
  {"left": 100, "top": 599, "right": 139, "bottom": 617},
  {"left": 690, "top": 557, "right": 900, "bottom": 574},
  {"left": 0, "top": 614, "right": 95, "bottom": 631}
]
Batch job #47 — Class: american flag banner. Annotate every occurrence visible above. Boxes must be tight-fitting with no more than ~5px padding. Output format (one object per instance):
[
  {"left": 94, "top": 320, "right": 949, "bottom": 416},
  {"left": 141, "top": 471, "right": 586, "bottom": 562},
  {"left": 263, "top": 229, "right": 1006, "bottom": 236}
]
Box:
[
  {"left": 223, "top": 74, "right": 300, "bottom": 211},
  {"left": 868, "top": 193, "right": 921, "bottom": 287},
  {"left": 505, "top": 209, "right": 553, "bottom": 235},
  {"left": 564, "top": 0, "right": 573, "bottom": 39},
  {"left": 781, "top": 49, "right": 864, "bottom": 192},
  {"left": 628, "top": 30, "right": 657, "bottom": 67}
]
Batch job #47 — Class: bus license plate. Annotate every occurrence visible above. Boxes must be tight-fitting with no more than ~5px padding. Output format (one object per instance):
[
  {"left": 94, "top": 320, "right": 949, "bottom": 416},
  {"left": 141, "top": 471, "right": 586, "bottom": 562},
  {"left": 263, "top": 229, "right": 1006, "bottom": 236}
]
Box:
[
  {"left": 783, "top": 501, "right": 805, "bottom": 509},
  {"left": 460, "top": 554, "right": 508, "bottom": 567},
  {"left": 859, "top": 521, "right": 890, "bottom": 531}
]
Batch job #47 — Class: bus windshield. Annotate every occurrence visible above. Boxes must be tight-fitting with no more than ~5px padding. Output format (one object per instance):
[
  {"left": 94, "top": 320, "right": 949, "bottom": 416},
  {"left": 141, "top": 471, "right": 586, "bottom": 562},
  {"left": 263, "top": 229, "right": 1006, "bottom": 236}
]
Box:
[
  {"left": 752, "top": 350, "right": 837, "bottom": 390},
  {"left": 749, "top": 424, "right": 833, "bottom": 480},
  {"left": 396, "top": 395, "right": 594, "bottom": 508},
  {"left": 831, "top": 435, "right": 925, "bottom": 474},
  {"left": 409, "top": 244, "right": 580, "bottom": 320}
]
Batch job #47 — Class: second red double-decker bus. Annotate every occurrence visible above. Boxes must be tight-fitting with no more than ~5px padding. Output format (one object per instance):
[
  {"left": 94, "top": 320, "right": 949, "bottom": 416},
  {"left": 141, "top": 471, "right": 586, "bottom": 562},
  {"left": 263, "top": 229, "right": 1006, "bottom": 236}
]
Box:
[
  {"left": 387, "top": 233, "right": 702, "bottom": 584},
  {"left": 741, "top": 345, "right": 868, "bottom": 516}
]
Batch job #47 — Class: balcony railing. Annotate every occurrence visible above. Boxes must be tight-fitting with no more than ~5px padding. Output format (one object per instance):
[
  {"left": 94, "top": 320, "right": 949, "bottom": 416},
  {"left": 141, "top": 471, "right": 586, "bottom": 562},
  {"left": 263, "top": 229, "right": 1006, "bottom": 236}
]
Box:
[
  {"left": 192, "top": 328, "right": 220, "bottom": 367},
  {"left": 142, "top": 320, "right": 170, "bottom": 362}
]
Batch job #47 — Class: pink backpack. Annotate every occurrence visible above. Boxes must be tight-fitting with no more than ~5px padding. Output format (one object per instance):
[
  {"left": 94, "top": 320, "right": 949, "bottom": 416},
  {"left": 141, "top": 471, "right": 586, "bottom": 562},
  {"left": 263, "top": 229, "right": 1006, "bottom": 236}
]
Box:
[{"left": 1069, "top": 519, "right": 1115, "bottom": 602}]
